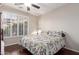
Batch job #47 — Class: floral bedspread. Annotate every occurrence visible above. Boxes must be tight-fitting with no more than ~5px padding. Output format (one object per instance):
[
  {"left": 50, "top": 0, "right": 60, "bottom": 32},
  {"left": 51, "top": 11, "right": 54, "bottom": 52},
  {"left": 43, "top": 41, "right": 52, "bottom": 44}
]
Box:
[{"left": 20, "top": 34, "right": 65, "bottom": 55}]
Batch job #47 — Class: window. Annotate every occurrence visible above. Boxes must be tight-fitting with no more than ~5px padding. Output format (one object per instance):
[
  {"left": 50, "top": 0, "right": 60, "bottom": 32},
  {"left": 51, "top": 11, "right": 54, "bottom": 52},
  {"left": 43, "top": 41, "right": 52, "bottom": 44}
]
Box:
[
  {"left": 19, "top": 23, "right": 23, "bottom": 35},
  {"left": 3, "top": 19, "right": 11, "bottom": 36},
  {"left": 2, "top": 12, "right": 28, "bottom": 37},
  {"left": 12, "top": 23, "right": 17, "bottom": 36},
  {"left": 24, "top": 21, "right": 27, "bottom": 35},
  {"left": 4, "top": 24, "right": 10, "bottom": 36}
]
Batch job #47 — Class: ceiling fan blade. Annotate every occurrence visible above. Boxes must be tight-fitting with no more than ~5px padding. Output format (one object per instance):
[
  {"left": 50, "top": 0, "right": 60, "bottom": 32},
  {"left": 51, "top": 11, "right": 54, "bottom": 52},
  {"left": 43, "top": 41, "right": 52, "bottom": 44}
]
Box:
[
  {"left": 0, "top": 3, "right": 2, "bottom": 5},
  {"left": 31, "top": 4, "right": 40, "bottom": 9},
  {"left": 14, "top": 3, "right": 24, "bottom": 5}
]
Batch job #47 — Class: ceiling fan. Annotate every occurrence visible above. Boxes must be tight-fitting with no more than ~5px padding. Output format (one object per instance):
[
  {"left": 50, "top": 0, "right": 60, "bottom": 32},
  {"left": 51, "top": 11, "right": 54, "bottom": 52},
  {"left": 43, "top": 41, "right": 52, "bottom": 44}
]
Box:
[{"left": 14, "top": 3, "right": 40, "bottom": 11}]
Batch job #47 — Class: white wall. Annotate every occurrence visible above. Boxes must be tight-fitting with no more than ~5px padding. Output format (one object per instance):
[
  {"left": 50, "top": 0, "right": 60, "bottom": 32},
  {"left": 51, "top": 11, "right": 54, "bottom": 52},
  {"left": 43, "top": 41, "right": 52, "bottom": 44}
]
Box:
[
  {"left": 39, "top": 4, "right": 79, "bottom": 51},
  {"left": 0, "top": 5, "right": 38, "bottom": 46}
]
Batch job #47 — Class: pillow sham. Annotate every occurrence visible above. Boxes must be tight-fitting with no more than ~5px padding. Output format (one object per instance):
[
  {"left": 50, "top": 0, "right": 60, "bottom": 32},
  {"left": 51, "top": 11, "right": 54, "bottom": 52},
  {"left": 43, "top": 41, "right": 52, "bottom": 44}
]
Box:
[{"left": 47, "top": 31, "right": 63, "bottom": 37}]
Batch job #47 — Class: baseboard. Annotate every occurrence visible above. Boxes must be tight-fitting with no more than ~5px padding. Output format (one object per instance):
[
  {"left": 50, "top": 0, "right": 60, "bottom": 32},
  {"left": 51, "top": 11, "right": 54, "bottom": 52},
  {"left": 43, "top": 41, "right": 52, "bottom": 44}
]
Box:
[
  {"left": 4, "top": 43, "right": 18, "bottom": 47},
  {"left": 64, "top": 47, "right": 79, "bottom": 53}
]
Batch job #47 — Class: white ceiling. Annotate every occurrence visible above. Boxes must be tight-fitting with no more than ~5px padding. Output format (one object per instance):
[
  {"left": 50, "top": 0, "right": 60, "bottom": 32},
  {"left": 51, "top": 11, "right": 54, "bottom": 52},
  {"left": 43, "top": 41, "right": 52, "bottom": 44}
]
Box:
[{"left": 1, "top": 3, "right": 67, "bottom": 16}]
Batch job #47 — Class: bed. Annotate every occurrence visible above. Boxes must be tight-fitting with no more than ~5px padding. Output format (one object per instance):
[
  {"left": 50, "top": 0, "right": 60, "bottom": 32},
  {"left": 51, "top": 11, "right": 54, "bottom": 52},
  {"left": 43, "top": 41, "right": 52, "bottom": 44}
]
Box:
[{"left": 20, "top": 31, "right": 66, "bottom": 55}]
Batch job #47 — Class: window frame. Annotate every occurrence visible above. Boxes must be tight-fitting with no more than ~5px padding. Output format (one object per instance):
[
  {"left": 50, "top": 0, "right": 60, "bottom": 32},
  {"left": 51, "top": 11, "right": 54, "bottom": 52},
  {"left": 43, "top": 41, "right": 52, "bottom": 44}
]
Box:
[{"left": 2, "top": 12, "right": 29, "bottom": 38}]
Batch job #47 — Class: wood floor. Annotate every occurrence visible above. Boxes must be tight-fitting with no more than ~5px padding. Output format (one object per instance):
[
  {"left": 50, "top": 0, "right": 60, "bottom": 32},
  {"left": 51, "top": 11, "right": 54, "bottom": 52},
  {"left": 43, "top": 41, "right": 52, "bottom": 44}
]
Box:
[{"left": 5, "top": 44, "right": 79, "bottom": 55}]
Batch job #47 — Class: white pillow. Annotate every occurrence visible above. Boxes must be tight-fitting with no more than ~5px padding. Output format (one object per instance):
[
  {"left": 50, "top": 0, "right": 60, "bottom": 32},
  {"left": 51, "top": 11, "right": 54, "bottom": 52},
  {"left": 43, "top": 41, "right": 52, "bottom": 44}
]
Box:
[
  {"left": 31, "top": 31, "right": 38, "bottom": 35},
  {"left": 31, "top": 30, "right": 42, "bottom": 35}
]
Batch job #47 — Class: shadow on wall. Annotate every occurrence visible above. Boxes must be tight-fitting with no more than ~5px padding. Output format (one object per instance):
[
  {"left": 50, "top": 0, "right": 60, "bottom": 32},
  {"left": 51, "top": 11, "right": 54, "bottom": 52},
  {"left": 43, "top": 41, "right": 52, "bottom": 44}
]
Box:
[
  {"left": 65, "top": 32, "right": 79, "bottom": 51},
  {"left": 64, "top": 32, "right": 72, "bottom": 48}
]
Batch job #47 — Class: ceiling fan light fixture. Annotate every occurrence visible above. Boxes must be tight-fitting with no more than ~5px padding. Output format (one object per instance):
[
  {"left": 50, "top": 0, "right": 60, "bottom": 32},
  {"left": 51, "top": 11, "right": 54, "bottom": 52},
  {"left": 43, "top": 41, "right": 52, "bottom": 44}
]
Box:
[{"left": 24, "top": 2, "right": 32, "bottom": 7}]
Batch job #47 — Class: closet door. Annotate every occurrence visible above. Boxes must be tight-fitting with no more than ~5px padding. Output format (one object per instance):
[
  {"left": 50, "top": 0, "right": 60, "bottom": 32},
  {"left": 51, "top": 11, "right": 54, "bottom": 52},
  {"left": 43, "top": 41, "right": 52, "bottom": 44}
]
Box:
[{"left": 0, "top": 12, "right": 1, "bottom": 55}]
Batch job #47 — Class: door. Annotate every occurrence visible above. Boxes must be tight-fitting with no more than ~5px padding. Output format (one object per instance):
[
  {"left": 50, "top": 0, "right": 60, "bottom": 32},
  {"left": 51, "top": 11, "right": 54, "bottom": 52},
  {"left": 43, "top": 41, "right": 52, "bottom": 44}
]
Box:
[{"left": 0, "top": 12, "right": 1, "bottom": 55}]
